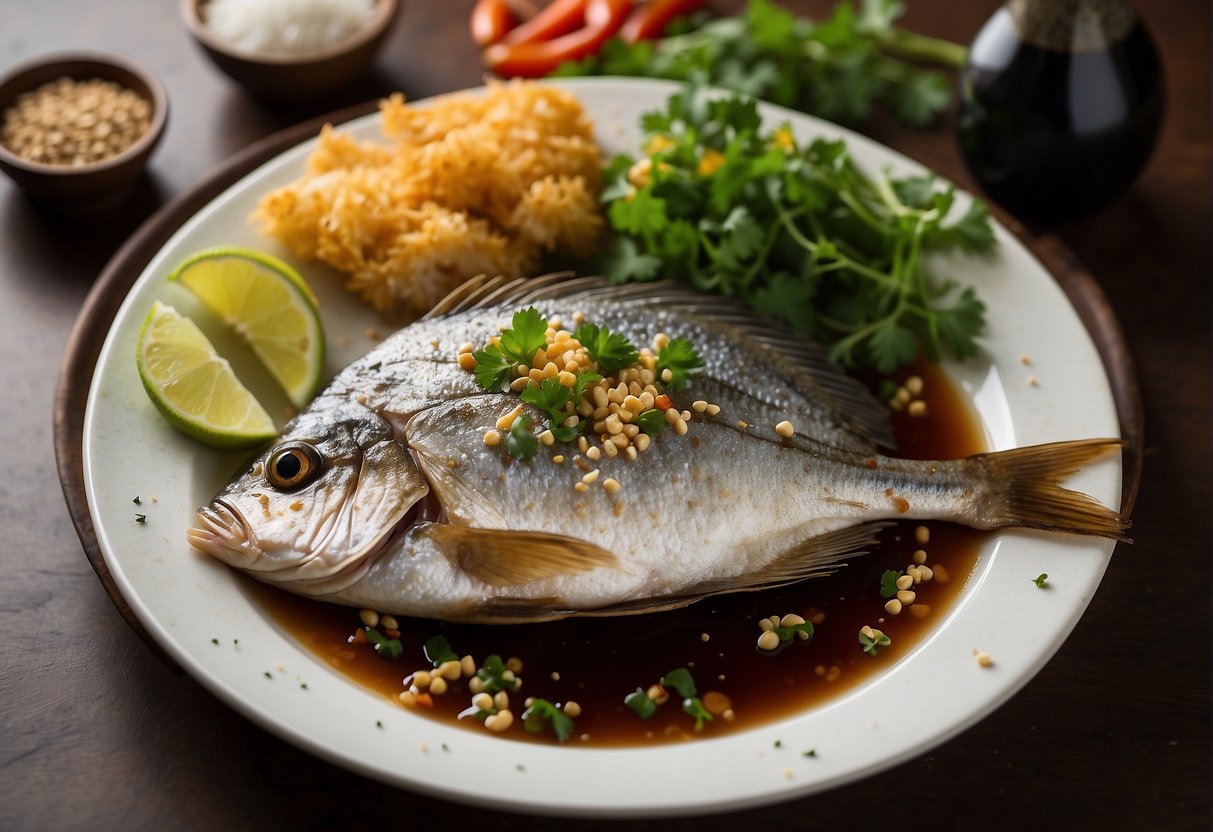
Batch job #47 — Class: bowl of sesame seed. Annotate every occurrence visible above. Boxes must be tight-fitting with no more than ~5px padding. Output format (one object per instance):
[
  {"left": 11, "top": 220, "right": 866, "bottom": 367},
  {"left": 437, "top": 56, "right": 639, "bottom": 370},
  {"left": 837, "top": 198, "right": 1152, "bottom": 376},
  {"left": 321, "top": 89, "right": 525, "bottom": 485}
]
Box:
[{"left": 0, "top": 51, "right": 168, "bottom": 205}]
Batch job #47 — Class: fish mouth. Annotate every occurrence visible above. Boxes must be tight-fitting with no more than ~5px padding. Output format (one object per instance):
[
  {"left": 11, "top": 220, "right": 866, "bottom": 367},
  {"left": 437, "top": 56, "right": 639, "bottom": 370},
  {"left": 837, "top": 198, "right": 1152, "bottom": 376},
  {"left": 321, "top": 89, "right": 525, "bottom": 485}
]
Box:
[{"left": 188, "top": 501, "right": 260, "bottom": 567}]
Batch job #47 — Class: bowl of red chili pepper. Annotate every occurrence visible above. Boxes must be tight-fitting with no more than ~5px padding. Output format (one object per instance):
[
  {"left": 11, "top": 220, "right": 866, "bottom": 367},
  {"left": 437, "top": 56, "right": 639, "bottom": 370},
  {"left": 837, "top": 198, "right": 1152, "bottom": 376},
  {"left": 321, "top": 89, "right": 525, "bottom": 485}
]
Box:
[{"left": 473, "top": 0, "right": 706, "bottom": 78}]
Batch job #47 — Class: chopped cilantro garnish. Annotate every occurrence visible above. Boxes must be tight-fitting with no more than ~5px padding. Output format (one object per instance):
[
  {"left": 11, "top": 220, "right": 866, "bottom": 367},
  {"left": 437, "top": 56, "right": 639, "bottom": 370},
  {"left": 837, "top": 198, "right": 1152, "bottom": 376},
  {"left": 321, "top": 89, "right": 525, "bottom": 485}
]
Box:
[
  {"left": 498, "top": 307, "right": 549, "bottom": 365},
  {"left": 132, "top": 496, "right": 141, "bottom": 505},
  {"left": 1033, "top": 573, "right": 1049, "bottom": 588},
  {"left": 803, "top": 749, "right": 817, "bottom": 758},
  {"left": 859, "top": 627, "right": 891, "bottom": 656},
  {"left": 879, "top": 570, "right": 902, "bottom": 599},
  {"left": 660, "top": 668, "right": 697, "bottom": 699},
  {"left": 656, "top": 337, "right": 703, "bottom": 390},
  {"left": 625, "top": 688, "right": 658, "bottom": 718},
  {"left": 134, "top": 513, "right": 147, "bottom": 524},
  {"left": 573, "top": 322, "right": 639, "bottom": 373},
  {"left": 364, "top": 627, "right": 403, "bottom": 660},
  {"left": 633, "top": 408, "right": 668, "bottom": 436},
  {"left": 506, "top": 415, "right": 540, "bottom": 461},
  {"left": 423, "top": 635, "right": 458, "bottom": 666},
  {"left": 476, "top": 654, "right": 519, "bottom": 693},
  {"left": 472, "top": 344, "right": 512, "bottom": 392},
  {"left": 593, "top": 78, "right": 995, "bottom": 374},
  {"left": 521, "top": 697, "right": 575, "bottom": 743},
  {"left": 521, "top": 377, "right": 570, "bottom": 417},
  {"left": 571, "top": 370, "right": 604, "bottom": 407},
  {"left": 682, "top": 696, "right": 714, "bottom": 732},
  {"left": 771, "top": 620, "right": 814, "bottom": 644},
  {"left": 211, "top": 638, "right": 219, "bottom": 645}
]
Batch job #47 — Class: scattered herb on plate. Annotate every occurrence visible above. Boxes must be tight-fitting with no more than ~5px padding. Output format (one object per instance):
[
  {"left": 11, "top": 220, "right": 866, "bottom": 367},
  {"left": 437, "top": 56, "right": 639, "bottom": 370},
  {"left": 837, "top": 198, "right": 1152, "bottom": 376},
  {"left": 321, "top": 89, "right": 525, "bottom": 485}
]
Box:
[
  {"left": 598, "top": 78, "right": 996, "bottom": 373},
  {"left": 554, "top": 0, "right": 967, "bottom": 128}
]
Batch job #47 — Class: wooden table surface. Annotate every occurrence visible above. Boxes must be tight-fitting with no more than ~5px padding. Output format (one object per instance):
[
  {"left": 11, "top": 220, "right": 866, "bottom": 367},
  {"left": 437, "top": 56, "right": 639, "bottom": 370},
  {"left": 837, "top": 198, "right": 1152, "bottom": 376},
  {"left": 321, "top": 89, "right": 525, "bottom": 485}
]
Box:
[{"left": 2, "top": 1, "right": 1208, "bottom": 828}]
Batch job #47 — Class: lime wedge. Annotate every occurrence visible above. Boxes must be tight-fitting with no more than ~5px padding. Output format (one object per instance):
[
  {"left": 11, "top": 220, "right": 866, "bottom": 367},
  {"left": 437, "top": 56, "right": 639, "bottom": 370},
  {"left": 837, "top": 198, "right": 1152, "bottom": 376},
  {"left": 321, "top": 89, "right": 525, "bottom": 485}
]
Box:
[
  {"left": 136, "top": 301, "right": 277, "bottom": 449},
  {"left": 168, "top": 246, "right": 325, "bottom": 409}
]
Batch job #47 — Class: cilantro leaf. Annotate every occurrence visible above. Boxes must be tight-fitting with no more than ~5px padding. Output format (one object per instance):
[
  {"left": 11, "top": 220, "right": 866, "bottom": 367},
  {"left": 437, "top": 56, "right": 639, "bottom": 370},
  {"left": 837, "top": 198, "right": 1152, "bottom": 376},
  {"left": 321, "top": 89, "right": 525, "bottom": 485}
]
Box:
[
  {"left": 364, "top": 627, "right": 402, "bottom": 660},
  {"left": 879, "top": 570, "right": 902, "bottom": 599},
  {"left": 598, "top": 237, "right": 663, "bottom": 284},
  {"left": 625, "top": 688, "right": 658, "bottom": 718},
  {"left": 660, "top": 667, "right": 697, "bottom": 699},
  {"left": 633, "top": 408, "right": 668, "bottom": 436},
  {"left": 423, "top": 635, "right": 458, "bottom": 666},
  {"left": 1033, "top": 573, "right": 1049, "bottom": 588},
  {"left": 933, "top": 199, "right": 998, "bottom": 254},
  {"left": 498, "top": 307, "right": 549, "bottom": 366},
  {"left": 683, "top": 696, "right": 714, "bottom": 732},
  {"left": 656, "top": 338, "right": 703, "bottom": 390},
  {"left": 571, "top": 371, "right": 604, "bottom": 409},
  {"left": 506, "top": 415, "right": 539, "bottom": 461},
  {"left": 574, "top": 322, "right": 639, "bottom": 374},
  {"left": 521, "top": 698, "right": 576, "bottom": 743},
  {"left": 476, "top": 654, "right": 519, "bottom": 693},
  {"left": 472, "top": 344, "right": 513, "bottom": 392},
  {"left": 521, "top": 378, "right": 570, "bottom": 421}
]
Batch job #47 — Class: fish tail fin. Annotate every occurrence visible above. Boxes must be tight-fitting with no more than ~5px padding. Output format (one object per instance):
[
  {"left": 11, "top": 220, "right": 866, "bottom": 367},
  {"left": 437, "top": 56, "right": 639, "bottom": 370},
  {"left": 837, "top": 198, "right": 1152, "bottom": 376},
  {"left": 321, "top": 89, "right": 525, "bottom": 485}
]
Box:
[{"left": 975, "top": 439, "right": 1131, "bottom": 542}]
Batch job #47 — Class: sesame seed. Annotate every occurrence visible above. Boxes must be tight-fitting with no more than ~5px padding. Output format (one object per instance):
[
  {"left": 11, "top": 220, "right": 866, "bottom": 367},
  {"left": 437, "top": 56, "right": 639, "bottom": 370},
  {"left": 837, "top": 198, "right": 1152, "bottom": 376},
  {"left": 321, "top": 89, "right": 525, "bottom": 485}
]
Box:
[
  {"left": 539, "top": 430, "right": 555, "bottom": 446},
  {"left": 757, "top": 630, "right": 781, "bottom": 651},
  {"left": 359, "top": 609, "right": 379, "bottom": 628},
  {"left": 692, "top": 400, "right": 708, "bottom": 412},
  {"left": 457, "top": 352, "right": 477, "bottom": 371},
  {"left": 914, "top": 525, "right": 930, "bottom": 545},
  {"left": 552, "top": 454, "right": 565, "bottom": 464},
  {"left": 586, "top": 446, "right": 601, "bottom": 460},
  {"left": 603, "top": 477, "right": 621, "bottom": 494},
  {"left": 896, "top": 589, "right": 916, "bottom": 605},
  {"left": 582, "top": 469, "right": 600, "bottom": 484},
  {"left": 975, "top": 651, "right": 993, "bottom": 668},
  {"left": 775, "top": 420, "right": 794, "bottom": 438},
  {"left": 884, "top": 599, "right": 902, "bottom": 615},
  {"left": 573, "top": 482, "right": 588, "bottom": 493},
  {"left": 912, "top": 548, "right": 927, "bottom": 564},
  {"left": 905, "top": 375, "right": 924, "bottom": 396},
  {"left": 483, "top": 430, "right": 502, "bottom": 447},
  {"left": 907, "top": 400, "right": 928, "bottom": 418}
]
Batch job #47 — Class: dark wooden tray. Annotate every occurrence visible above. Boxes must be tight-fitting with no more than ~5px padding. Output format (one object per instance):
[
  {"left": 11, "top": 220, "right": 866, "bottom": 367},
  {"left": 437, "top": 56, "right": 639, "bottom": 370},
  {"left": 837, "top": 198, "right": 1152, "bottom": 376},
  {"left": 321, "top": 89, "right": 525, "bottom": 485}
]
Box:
[{"left": 52, "top": 102, "right": 1144, "bottom": 669}]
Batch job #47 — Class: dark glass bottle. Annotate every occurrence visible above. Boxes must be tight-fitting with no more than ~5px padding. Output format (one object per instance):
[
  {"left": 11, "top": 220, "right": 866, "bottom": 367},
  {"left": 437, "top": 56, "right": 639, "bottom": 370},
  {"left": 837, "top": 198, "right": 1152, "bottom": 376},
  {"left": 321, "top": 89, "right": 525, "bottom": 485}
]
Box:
[{"left": 956, "top": 0, "right": 1164, "bottom": 223}]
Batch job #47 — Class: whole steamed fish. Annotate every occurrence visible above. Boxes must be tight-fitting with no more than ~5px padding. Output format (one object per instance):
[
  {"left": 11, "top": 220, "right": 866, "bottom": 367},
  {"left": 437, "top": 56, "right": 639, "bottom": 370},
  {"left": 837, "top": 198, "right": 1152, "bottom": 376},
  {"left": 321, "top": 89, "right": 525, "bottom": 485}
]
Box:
[{"left": 188, "top": 276, "right": 1128, "bottom": 622}]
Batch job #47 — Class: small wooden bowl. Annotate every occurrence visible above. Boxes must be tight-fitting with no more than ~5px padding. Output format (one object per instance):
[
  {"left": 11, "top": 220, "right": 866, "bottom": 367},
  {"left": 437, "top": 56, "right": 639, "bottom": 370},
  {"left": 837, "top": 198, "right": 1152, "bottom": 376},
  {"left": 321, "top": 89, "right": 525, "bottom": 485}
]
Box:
[
  {"left": 0, "top": 52, "right": 168, "bottom": 205},
  {"left": 183, "top": 0, "right": 401, "bottom": 99}
]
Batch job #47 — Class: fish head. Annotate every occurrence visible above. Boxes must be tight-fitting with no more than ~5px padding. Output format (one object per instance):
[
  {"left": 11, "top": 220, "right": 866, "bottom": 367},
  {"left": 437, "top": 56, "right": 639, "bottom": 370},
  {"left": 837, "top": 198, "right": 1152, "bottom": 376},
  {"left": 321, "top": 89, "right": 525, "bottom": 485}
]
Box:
[{"left": 188, "top": 400, "right": 429, "bottom": 584}]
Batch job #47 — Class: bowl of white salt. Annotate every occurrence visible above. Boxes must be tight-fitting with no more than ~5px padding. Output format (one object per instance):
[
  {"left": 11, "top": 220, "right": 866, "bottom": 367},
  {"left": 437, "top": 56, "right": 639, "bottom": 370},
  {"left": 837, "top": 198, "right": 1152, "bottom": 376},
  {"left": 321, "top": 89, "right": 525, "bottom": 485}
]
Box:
[{"left": 183, "top": 0, "right": 400, "bottom": 99}]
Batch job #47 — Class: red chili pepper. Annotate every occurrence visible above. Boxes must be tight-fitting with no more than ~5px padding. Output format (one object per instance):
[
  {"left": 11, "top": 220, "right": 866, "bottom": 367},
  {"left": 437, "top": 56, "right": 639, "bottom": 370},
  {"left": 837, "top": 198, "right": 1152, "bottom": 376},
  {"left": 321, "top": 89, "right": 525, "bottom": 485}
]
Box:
[
  {"left": 471, "top": 0, "right": 519, "bottom": 47},
  {"left": 619, "top": 0, "right": 706, "bottom": 43},
  {"left": 501, "top": 0, "right": 589, "bottom": 46},
  {"left": 654, "top": 393, "right": 673, "bottom": 411},
  {"left": 484, "top": 0, "right": 633, "bottom": 78}
]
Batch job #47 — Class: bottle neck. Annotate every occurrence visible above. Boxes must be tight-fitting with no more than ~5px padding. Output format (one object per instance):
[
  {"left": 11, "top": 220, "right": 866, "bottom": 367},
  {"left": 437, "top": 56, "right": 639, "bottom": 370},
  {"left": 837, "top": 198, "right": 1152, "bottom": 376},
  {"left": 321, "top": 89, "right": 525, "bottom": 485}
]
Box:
[{"left": 1008, "top": 0, "right": 1138, "bottom": 53}]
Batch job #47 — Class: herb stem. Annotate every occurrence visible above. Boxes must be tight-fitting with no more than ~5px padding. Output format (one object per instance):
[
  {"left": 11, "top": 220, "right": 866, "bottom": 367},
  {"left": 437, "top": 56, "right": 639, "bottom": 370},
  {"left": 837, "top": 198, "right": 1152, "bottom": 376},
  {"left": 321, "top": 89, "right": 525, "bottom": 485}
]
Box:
[{"left": 882, "top": 28, "right": 968, "bottom": 70}]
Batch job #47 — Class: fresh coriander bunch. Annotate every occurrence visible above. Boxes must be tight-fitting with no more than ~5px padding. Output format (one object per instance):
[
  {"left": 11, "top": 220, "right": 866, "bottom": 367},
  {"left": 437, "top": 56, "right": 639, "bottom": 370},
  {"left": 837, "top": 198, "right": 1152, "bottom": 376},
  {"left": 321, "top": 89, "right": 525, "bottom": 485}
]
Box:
[
  {"left": 554, "top": 0, "right": 967, "bottom": 128},
  {"left": 598, "top": 80, "right": 997, "bottom": 374}
]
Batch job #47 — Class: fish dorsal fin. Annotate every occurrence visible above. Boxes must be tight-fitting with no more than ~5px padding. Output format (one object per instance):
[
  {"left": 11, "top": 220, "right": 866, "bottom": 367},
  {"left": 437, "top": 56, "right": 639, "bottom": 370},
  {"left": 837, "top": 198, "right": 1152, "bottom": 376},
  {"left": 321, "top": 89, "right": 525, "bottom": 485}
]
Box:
[
  {"left": 423, "top": 272, "right": 581, "bottom": 319},
  {"left": 427, "top": 523, "right": 619, "bottom": 588},
  {"left": 572, "top": 522, "right": 890, "bottom": 618}
]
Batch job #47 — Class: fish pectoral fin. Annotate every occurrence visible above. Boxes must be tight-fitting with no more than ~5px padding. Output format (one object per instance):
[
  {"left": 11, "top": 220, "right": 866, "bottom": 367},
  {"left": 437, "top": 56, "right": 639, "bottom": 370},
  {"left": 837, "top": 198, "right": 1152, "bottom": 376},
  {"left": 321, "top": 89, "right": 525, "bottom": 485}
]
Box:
[{"left": 427, "top": 524, "right": 620, "bottom": 588}]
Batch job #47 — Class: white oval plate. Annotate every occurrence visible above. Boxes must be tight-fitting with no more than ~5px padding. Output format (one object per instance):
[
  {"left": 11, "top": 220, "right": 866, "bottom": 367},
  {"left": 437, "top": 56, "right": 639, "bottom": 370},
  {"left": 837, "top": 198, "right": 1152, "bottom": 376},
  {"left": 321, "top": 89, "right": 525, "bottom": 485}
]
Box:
[{"left": 82, "top": 78, "right": 1121, "bottom": 817}]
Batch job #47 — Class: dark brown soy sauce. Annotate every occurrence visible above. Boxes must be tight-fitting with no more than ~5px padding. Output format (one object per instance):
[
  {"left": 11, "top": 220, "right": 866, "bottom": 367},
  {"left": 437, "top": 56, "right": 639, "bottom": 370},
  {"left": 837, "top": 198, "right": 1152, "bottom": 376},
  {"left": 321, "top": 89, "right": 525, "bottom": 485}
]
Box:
[
  {"left": 956, "top": 0, "right": 1163, "bottom": 223},
  {"left": 250, "top": 359, "right": 988, "bottom": 746}
]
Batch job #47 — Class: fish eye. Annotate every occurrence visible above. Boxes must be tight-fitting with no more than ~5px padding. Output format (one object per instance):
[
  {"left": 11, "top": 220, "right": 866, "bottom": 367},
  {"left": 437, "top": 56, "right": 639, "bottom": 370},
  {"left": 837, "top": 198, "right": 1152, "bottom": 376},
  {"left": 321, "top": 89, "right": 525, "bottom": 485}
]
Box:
[{"left": 265, "top": 442, "right": 323, "bottom": 491}]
